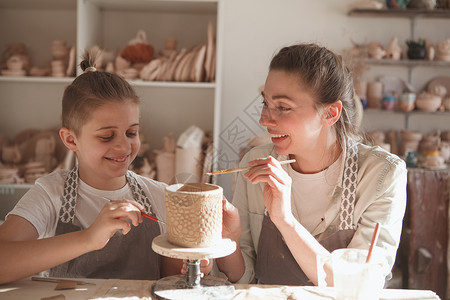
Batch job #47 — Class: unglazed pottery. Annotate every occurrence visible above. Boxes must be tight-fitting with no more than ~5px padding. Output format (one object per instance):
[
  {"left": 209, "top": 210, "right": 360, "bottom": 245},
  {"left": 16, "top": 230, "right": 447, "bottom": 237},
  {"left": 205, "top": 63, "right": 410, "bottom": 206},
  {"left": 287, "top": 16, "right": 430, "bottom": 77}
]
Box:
[
  {"left": 415, "top": 92, "right": 442, "bottom": 112},
  {"left": 367, "top": 81, "right": 383, "bottom": 109},
  {"left": 428, "top": 84, "right": 447, "bottom": 97},
  {"left": 367, "top": 42, "right": 386, "bottom": 60},
  {"left": 437, "top": 39, "right": 450, "bottom": 62},
  {"left": 165, "top": 183, "right": 223, "bottom": 248},
  {"left": 385, "top": 37, "right": 402, "bottom": 60}
]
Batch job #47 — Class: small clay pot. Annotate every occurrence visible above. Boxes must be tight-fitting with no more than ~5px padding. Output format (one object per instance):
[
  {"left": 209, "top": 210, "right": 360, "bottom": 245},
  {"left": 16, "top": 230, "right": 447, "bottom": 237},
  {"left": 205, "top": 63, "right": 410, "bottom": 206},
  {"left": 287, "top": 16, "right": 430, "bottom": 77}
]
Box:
[
  {"left": 382, "top": 96, "right": 395, "bottom": 111},
  {"left": 399, "top": 92, "right": 416, "bottom": 112},
  {"left": 407, "top": 46, "right": 426, "bottom": 60}
]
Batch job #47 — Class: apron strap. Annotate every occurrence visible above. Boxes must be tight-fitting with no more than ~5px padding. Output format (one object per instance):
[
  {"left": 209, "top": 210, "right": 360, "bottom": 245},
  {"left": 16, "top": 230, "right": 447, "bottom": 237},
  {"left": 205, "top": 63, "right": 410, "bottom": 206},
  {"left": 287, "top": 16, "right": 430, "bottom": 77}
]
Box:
[
  {"left": 339, "top": 137, "right": 359, "bottom": 230},
  {"left": 59, "top": 166, "right": 155, "bottom": 223},
  {"left": 59, "top": 166, "right": 78, "bottom": 223}
]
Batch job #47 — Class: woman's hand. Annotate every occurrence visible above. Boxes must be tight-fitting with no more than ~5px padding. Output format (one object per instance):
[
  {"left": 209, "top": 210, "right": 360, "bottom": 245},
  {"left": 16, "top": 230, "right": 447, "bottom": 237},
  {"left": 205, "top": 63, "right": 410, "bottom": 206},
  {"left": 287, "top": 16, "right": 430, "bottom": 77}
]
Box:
[
  {"left": 84, "top": 199, "right": 144, "bottom": 250},
  {"left": 222, "top": 197, "right": 241, "bottom": 242},
  {"left": 244, "top": 156, "right": 294, "bottom": 226},
  {"left": 181, "top": 258, "right": 212, "bottom": 276}
]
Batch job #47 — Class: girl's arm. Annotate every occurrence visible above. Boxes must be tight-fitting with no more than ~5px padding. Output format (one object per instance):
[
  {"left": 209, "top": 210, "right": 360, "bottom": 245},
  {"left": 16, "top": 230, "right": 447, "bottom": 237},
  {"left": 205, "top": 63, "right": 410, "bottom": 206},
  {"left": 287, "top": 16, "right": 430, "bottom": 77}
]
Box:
[{"left": 0, "top": 199, "right": 144, "bottom": 284}]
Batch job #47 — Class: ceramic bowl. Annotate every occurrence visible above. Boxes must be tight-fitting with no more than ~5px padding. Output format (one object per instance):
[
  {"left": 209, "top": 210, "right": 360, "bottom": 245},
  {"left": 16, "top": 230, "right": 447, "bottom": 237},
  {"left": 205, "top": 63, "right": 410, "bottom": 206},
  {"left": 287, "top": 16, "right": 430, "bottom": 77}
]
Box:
[
  {"left": 415, "top": 93, "right": 442, "bottom": 112},
  {"left": 401, "top": 130, "right": 423, "bottom": 142}
]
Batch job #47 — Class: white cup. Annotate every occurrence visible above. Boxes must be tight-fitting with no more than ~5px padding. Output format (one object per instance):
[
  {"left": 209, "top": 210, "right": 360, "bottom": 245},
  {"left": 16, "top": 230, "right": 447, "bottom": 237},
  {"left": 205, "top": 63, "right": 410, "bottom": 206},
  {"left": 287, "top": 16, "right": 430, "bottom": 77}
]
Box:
[{"left": 317, "top": 248, "right": 385, "bottom": 300}]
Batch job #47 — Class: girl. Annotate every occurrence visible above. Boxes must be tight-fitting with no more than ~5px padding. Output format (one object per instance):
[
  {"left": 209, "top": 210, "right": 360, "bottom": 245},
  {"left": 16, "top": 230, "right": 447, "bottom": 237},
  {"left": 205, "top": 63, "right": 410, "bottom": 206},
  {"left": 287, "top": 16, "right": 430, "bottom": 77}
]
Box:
[
  {"left": 0, "top": 51, "right": 181, "bottom": 284},
  {"left": 216, "top": 43, "right": 407, "bottom": 286}
]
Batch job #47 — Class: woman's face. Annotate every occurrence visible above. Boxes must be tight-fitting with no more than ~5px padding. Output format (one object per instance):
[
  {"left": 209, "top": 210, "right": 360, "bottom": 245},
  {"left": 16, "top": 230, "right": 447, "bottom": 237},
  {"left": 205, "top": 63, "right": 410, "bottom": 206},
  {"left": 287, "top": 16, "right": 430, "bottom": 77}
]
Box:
[
  {"left": 73, "top": 100, "right": 141, "bottom": 189},
  {"left": 259, "top": 70, "right": 326, "bottom": 156}
]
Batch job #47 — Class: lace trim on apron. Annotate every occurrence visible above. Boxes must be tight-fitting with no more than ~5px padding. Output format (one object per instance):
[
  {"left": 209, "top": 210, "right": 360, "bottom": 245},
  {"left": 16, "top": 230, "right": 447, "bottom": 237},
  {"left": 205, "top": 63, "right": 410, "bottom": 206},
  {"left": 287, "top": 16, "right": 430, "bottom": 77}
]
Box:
[
  {"left": 58, "top": 165, "right": 155, "bottom": 223},
  {"left": 339, "top": 137, "right": 358, "bottom": 230}
]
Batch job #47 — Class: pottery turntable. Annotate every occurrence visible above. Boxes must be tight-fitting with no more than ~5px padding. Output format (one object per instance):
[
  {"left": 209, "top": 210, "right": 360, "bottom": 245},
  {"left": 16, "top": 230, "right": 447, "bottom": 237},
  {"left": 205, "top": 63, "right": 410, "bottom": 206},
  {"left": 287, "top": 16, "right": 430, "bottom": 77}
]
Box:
[
  {"left": 151, "top": 183, "right": 236, "bottom": 300},
  {"left": 151, "top": 234, "right": 236, "bottom": 300}
]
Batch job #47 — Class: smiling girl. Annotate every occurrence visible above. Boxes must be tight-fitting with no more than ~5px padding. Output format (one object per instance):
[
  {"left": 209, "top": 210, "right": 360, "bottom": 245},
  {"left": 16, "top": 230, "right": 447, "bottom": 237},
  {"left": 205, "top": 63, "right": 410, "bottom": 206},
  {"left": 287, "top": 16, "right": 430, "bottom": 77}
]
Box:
[{"left": 0, "top": 51, "right": 181, "bottom": 284}]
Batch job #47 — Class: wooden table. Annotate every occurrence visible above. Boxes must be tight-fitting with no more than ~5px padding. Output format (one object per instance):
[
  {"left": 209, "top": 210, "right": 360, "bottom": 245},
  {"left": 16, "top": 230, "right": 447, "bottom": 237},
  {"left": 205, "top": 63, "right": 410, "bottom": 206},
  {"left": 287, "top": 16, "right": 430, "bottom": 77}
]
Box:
[{"left": 0, "top": 277, "right": 440, "bottom": 299}]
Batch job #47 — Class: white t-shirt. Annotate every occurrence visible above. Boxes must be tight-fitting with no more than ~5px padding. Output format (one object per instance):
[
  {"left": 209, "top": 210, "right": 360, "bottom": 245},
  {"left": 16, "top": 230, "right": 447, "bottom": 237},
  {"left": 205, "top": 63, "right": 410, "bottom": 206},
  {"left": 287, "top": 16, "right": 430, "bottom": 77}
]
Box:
[
  {"left": 7, "top": 169, "right": 167, "bottom": 238},
  {"left": 288, "top": 154, "right": 342, "bottom": 233}
]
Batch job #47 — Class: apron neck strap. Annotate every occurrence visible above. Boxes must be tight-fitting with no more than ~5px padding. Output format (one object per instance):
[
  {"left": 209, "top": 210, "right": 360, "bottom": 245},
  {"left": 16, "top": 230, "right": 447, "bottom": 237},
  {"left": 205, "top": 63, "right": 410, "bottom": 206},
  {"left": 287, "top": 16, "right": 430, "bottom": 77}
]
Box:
[
  {"left": 59, "top": 166, "right": 154, "bottom": 223},
  {"left": 339, "top": 137, "right": 359, "bottom": 230}
]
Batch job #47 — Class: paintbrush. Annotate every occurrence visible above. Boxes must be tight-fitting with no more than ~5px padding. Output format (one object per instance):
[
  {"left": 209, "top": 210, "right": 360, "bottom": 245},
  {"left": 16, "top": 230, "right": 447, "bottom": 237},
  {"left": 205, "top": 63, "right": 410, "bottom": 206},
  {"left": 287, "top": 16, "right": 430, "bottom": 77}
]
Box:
[
  {"left": 205, "top": 159, "right": 296, "bottom": 176},
  {"left": 102, "top": 197, "right": 165, "bottom": 225}
]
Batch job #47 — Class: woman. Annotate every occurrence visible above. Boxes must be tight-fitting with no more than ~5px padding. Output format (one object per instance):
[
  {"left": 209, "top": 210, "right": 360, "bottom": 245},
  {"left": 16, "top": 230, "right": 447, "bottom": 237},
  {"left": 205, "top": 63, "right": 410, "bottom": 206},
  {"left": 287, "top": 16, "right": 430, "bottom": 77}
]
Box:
[{"left": 216, "top": 43, "right": 407, "bottom": 286}]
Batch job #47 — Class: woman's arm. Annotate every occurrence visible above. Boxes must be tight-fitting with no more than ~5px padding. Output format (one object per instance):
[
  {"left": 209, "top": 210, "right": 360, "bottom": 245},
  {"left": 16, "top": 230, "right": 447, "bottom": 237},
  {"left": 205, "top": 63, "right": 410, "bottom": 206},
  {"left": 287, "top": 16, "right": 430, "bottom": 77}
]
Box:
[
  {"left": 244, "top": 156, "right": 331, "bottom": 285},
  {"left": 215, "top": 198, "right": 245, "bottom": 282}
]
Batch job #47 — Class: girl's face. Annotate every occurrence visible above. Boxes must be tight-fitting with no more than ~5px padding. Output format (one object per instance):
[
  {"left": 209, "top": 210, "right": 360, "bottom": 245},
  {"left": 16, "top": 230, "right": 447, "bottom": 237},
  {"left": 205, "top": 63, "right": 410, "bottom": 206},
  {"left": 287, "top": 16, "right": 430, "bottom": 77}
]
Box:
[
  {"left": 259, "top": 70, "right": 326, "bottom": 156},
  {"left": 73, "top": 101, "right": 140, "bottom": 189}
]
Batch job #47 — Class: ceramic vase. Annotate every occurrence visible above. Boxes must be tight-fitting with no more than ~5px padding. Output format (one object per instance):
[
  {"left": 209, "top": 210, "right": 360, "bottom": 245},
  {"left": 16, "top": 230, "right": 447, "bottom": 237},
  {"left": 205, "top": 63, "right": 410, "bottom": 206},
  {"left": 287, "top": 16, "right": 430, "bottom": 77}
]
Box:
[
  {"left": 165, "top": 183, "right": 222, "bottom": 248},
  {"left": 367, "top": 81, "right": 383, "bottom": 109}
]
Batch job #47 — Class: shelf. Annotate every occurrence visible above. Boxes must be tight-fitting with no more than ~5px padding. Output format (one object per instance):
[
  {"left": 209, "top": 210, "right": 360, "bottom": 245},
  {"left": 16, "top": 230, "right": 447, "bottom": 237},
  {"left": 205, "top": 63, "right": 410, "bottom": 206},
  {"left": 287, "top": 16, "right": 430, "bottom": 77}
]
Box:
[
  {"left": 0, "top": 0, "right": 76, "bottom": 10},
  {"left": 361, "top": 58, "right": 450, "bottom": 68},
  {"left": 348, "top": 8, "right": 450, "bottom": 18},
  {"left": 364, "top": 108, "right": 450, "bottom": 116},
  {"left": 0, "top": 76, "right": 74, "bottom": 84},
  {"left": 0, "top": 183, "right": 34, "bottom": 191},
  {"left": 88, "top": 0, "right": 218, "bottom": 13},
  {"left": 0, "top": 76, "right": 216, "bottom": 88}
]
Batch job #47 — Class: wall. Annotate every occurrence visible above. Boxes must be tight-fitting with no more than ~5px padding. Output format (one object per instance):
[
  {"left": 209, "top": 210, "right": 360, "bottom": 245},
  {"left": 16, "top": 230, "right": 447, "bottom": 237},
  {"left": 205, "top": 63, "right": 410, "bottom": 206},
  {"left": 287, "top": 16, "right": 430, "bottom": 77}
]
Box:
[{"left": 217, "top": 0, "right": 450, "bottom": 198}]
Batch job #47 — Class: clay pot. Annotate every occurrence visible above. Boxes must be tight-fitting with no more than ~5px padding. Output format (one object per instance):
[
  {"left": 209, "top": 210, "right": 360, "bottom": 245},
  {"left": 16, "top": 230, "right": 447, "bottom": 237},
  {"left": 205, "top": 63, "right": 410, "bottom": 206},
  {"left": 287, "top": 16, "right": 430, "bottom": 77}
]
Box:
[
  {"left": 155, "top": 152, "right": 175, "bottom": 184},
  {"left": 367, "top": 42, "right": 386, "bottom": 60},
  {"left": 115, "top": 55, "right": 131, "bottom": 72},
  {"left": 428, "top": 84, "right": 447, "bottom": 97},
  {"left": 441, "top": 130, "right": 450, "bottom": 142},
  {"left": 165, "top": 183, "right": 223, "bottom": 248},
  {"left": 436, "top": 39, "right": 450, "bottom": 62},
  {"left": 6, "top": 55, "right": 25, "bottom": 71},
  {"left": 442, "top": 96, "right": 450, "bottom": 111},
  {"left": 407, "top": 46, "right": 426, "bottom": 60},
  {"left": 382, "top": 96, "right": 395, "bottom": 111},
  {"left": 401, "top": 130, "right": 423, "bottom": 155},
  {"left": 367, "top": 81, "right": 383, "bottom": 109},
  {"left": 354, "top": 80, "right": 368, "bottom": 100},
  {"left": 399, "top": 92, "right": 416, "bottom": 112},
  {"left": 51, "top": 40, "right": 69, "bottom": 60},
  {"left": 415, "top": 92, "right": 442, "bottom": 112},
  {"left": 440, "top": 141, "right": 450, "bottom": 162},
  {"left": 385, "top": 37, "right": 402, "bottom": 60}
]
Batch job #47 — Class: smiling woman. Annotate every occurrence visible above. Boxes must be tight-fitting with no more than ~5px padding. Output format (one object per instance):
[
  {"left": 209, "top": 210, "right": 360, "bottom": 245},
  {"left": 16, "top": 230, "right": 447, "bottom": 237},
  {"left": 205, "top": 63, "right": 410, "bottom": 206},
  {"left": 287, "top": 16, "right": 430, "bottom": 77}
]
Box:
[
  {"left": 0, "top": 49, "right": 182, "bottom": 284},
  {"left": 215, "top": 43, "right": 407, "bottom": 288}
]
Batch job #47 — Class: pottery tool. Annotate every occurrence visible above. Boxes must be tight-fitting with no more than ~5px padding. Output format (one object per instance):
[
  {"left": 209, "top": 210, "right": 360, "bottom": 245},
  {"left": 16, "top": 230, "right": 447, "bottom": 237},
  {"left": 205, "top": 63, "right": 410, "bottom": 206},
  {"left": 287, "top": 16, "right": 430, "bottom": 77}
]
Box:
[
  {"left": 31, "top": 276, "right": 95, "bottom": 286},
  {"left": 205, "top": 159, "right": 296, "bottom": 176},
  {"left": 366, "top": 222, "right": 380, "bottom": 263},
  {"left": 102, "top": 197, "right": 165, "bottom": 225}
]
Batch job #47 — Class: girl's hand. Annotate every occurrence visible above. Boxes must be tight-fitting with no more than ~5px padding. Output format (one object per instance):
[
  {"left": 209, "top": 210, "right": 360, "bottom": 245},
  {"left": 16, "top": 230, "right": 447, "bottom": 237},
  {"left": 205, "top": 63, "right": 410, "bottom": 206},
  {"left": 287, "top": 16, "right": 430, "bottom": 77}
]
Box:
[
  {"left": 244, "top": 156, "right": 294, "bottom": 226},
  {"left": 181, "top": 258, "right": 212, "bottom": 276},
  {"left": 222, "top": 197, "right": 241, "bottom": 242},
  {"left": 84, "top": 199, "right": 144, "bottom": 250}
]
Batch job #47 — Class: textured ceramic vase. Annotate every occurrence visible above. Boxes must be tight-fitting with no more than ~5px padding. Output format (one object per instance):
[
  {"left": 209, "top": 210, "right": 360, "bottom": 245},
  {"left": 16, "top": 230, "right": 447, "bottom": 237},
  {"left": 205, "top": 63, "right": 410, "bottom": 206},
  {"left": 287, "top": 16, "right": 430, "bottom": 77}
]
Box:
[{"left": 165, "top": 183, "right": 223, "bottom": 248}]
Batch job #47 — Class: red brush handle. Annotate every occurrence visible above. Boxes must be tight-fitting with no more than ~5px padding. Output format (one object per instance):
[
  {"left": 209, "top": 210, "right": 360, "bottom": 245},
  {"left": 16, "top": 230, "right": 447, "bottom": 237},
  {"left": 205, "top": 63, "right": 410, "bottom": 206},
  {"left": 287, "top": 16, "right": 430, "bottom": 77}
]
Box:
[{"left": 141, "top": 212, "right": 159, "bottom": 223}]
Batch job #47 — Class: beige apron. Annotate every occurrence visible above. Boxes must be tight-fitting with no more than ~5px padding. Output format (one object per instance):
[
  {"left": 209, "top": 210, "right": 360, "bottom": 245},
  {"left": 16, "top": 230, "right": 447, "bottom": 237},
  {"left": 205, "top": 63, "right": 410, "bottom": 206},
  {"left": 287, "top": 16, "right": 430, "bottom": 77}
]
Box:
[
  {"left": 255, "top": 138, "right": 359, "bottom": 285},
  {"left": 50, "top": 166, "right": 161, "bottom": 280}
]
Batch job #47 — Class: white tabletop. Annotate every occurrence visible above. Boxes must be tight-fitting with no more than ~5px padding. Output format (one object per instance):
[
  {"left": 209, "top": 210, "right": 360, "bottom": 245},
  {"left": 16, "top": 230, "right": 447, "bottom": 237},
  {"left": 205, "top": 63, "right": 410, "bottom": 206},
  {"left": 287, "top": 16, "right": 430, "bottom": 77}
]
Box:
[{"left": 0, "top": 277, "right": 441, "bottom": 300}]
